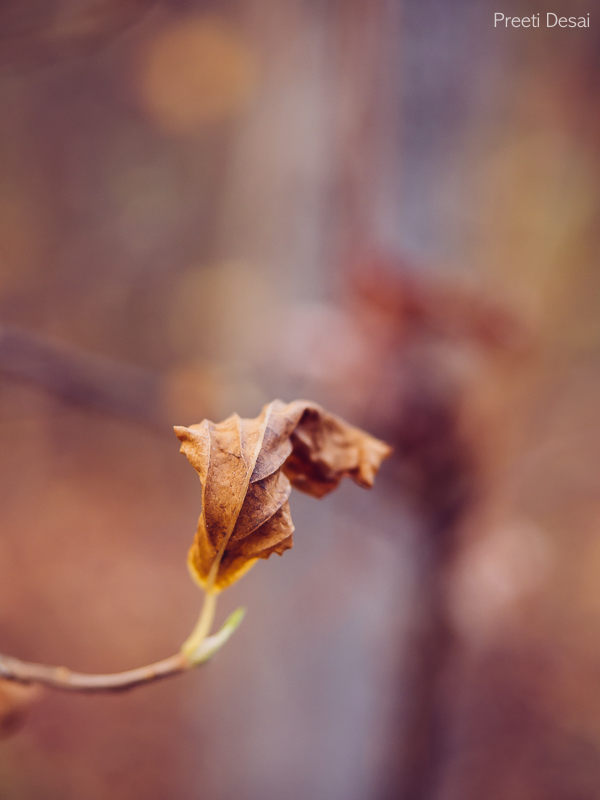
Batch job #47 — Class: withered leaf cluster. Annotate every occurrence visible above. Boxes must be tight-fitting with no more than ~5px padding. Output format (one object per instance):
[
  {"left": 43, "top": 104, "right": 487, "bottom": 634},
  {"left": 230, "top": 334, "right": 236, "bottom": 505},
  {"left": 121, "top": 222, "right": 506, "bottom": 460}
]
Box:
[{"left": 175, "top": 399, "right": 391, "bottom": 591}]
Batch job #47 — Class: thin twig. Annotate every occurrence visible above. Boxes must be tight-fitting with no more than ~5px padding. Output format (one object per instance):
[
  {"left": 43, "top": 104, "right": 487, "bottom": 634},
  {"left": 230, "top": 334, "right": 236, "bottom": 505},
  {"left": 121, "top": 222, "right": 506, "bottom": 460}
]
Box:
[
  {"left": 0, "top": 607, "right": 245, "bottom": 694},
  {"left": 0, "top": 651, "right": 188, "bottom": 693}
]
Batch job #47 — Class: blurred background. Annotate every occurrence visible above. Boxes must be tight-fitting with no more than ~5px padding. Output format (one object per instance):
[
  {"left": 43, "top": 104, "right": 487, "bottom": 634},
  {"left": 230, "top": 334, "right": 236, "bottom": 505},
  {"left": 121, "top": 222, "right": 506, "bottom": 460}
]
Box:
[{"left": 0, "top": 0, "right": 599, "bottom": 798}]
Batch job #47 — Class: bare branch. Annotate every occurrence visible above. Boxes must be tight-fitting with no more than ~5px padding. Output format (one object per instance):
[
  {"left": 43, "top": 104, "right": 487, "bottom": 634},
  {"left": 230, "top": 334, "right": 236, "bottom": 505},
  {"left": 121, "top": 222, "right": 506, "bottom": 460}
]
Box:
[
  {"left": 0, "top": 608, "right": 245, "bottom": 694},
  {"left": 0, "top": 325, "right": 165, "bottom": 430},
  {"left": 0, "top": 651, "right": 188, "bottom": 693}
]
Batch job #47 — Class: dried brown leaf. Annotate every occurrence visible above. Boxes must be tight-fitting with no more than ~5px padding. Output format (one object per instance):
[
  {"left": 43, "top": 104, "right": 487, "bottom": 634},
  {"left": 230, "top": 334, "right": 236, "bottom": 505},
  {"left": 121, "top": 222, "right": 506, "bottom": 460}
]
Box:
[{"left": 174, "top": 399, "right": 391, "bottom": 592}]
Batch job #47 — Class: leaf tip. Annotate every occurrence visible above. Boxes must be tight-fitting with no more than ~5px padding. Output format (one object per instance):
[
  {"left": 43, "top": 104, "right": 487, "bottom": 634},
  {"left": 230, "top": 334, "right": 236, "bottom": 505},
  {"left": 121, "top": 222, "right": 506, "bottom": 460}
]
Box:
[
  {"left": 224, "top": 606, "right": 246, "bottom": 631},
  {"left": 173, "top": 424, "right": 190, "bottom": 441}
]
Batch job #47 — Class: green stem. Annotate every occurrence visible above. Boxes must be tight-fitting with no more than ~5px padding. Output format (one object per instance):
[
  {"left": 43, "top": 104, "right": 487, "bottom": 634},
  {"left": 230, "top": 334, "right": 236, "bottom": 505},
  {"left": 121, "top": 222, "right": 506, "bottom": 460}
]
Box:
[{"left": 181, "top": 590, "right": 217, "bottom": 657}]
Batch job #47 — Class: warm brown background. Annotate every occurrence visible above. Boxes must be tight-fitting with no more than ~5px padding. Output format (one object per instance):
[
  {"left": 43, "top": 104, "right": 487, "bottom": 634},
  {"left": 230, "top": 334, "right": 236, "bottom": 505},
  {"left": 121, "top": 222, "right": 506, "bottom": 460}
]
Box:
[{"left": 0, "top": 1, "right": 599, "bottom": 798}]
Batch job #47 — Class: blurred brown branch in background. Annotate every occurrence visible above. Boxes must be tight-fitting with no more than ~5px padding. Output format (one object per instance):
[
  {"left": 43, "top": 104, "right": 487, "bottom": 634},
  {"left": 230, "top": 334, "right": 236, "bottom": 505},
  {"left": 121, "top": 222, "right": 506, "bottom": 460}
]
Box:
[
  {"left": 347, "top": 256, "right": 533, "bottom": 355},
  {"left": 0, "top": 0, "right": 161, "bottom": 71},
  {"left": 337, "top": 259, "right": 535, "bottom": 800},
  {"left": 0, "top": 325, "right": 165, "bottom": 430}
]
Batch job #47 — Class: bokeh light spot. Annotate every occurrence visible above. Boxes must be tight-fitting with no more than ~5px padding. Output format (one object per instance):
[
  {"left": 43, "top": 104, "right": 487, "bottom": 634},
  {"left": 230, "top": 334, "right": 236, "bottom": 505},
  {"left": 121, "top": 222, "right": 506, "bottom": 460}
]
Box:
[{"left": 136, "top": 15, "right": 259, "bottom": 135}]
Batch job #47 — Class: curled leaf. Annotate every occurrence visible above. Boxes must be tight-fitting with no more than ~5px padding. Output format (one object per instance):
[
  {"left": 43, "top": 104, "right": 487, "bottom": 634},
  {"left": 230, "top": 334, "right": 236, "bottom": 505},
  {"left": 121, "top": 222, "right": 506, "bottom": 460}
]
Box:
[{"left": 174, "top": 399, "right": 391, "bottom": 592}]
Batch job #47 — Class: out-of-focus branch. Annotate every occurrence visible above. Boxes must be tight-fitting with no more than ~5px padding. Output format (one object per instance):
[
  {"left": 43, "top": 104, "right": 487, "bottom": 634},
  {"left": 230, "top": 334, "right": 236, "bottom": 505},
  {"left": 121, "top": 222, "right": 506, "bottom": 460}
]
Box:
[
  {"left": 0, "top": 325, "right": 166, "bottom": 430},
  {"left": 0, "top": 0, "right": 161, "bottom": 73},
  {"left": 0, "top": 608, "right": 245, "bottom": 694}
]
